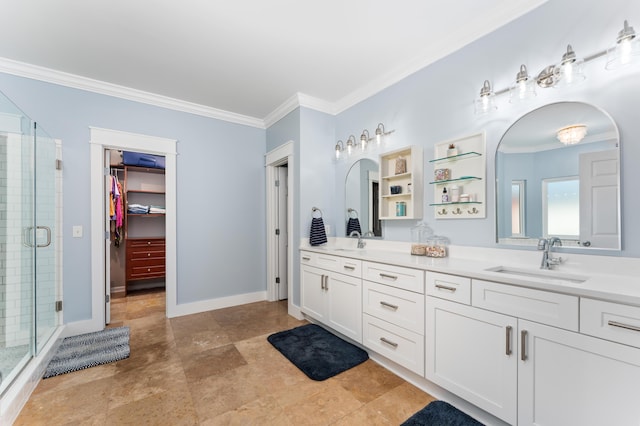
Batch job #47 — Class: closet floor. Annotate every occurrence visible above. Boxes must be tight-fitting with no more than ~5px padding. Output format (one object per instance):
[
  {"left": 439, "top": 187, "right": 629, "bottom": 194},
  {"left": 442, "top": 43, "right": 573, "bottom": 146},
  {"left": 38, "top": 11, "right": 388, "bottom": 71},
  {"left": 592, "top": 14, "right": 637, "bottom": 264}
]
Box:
[{"left": 15, "top": 289, "right": 435, "bottom": 425}]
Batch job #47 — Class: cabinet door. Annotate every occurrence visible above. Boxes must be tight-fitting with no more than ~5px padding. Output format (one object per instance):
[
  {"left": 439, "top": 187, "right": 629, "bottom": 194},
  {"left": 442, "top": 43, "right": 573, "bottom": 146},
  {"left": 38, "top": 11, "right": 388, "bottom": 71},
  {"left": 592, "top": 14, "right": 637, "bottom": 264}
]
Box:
[
  {"left": 426, "top": 297, "right": 517, "bottom": 424},
  {"left": 326, "top": 272, "right": 362, "bottom": 343},
  {"left": 301, "top": 265, "right": 326, "bottom": 322},
  {"left": 518, "top": 320, "right": 640, "bottom": 426}
]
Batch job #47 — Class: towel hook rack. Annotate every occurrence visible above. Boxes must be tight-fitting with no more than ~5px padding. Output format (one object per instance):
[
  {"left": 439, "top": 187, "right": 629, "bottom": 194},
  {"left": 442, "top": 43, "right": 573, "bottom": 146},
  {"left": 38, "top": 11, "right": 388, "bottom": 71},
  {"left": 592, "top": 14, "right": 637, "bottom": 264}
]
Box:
[
  {"left": 347, "top": 208, "right": 359, "bottom": 219},
  {"left": 312, "top": 207, "right": 323, "bottom": 218}
]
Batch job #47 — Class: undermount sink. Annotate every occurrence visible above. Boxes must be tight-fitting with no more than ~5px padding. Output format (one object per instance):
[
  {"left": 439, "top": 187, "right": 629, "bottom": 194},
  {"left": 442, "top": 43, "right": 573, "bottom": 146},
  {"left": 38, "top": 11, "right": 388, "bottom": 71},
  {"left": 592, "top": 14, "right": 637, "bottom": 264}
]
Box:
[
  {"left": 333, "top": 248, "right": 362, "bottom": 252},
  {"left": 485, "top": 266, "right": 588, "bottom": 284}
]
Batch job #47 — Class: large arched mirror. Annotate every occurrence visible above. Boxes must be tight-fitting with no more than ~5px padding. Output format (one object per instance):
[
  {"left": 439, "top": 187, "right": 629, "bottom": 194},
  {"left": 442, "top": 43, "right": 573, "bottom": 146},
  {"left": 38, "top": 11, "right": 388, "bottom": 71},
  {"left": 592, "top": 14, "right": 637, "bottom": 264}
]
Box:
[
  {"left": 345, "top": 158, "right": 382, "bottom": 237},
  {"left": 496, "top": 102, "right": 620, "bottom": 250}
]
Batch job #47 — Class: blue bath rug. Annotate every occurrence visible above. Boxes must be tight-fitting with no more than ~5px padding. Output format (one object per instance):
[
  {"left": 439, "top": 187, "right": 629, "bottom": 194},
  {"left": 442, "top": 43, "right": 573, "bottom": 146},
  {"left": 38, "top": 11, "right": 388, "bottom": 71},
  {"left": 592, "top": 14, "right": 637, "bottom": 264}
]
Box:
[
  {"left": 402, "top": 400, "right": 484, "bottom": 426},
  {"left": 267, "top": 324, "right": 368, "bottom": 381},
  {"left": 43, "top": 326, "right": 130, "bottom": 378}
]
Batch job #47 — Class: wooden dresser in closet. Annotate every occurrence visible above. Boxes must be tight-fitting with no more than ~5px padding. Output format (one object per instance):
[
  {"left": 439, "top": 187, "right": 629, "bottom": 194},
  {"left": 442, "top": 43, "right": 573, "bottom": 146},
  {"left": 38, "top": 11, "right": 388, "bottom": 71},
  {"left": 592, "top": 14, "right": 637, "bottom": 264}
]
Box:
[{"left": 125, "top": 238, "right": 166, "bottom": 281}]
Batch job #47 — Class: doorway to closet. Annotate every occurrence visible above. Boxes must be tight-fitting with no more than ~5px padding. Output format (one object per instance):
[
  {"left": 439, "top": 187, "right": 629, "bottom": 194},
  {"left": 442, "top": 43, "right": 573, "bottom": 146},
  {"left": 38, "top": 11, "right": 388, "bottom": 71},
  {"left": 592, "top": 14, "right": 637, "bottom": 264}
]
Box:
[
  {"left": 107, "top": 150, "right": 166, "bottom": 324},
  {"left": 88, "top": 127, "right": 177, "bottom": 336}
]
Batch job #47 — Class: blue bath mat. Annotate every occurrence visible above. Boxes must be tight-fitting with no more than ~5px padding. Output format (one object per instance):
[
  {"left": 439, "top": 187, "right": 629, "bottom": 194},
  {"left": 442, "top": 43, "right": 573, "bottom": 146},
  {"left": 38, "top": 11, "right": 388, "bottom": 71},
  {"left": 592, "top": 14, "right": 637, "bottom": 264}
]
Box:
[
  {"left": 402, "top": 400, "right": 484, "bottom": 426},
  {"left": 43, "top": 327, "right": 130, "bottom": 378},
  {"left": 267, "top": 324, "right": 368, "bottom": 381}
]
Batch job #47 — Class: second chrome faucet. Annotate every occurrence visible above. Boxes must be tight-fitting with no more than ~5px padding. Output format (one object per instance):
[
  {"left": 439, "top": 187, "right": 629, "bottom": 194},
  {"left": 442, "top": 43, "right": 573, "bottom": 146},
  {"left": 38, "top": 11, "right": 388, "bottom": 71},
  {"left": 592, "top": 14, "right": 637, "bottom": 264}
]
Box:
[{"left": 538, "top": 237, "right": 562, "bottom": 269}]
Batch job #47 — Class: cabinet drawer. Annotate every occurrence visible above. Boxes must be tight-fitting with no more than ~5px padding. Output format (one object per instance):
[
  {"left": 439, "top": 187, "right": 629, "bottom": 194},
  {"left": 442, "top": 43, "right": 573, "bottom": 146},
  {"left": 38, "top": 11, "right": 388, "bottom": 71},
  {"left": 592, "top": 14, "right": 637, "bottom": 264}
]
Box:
[
  {"left": 128, "top": 264, "right": 165, "bottom": 280},
  {"left": 363, "top": 281, "right": 425, "bottom": 334},
  {"left": 363, "top": 314, "right": 424, "bottom": 375},
  {"left": 127, "top": 238, "right": 165, "bottom": 248},
  {"left": 300, "top": 251, "right": 361, "bottom": 277},
  {"left": 581, "top": 298, "right": 640, "bottom": 349},
  {"left": 363, "top": 261, "right": 424, "bottom": 294},
  {"left": 472, "top": 280, "right": 579, "bottom": 331},
  {"left": 338, "top": 257, "right": 362, "bottom": 278},
  {"left": 426, "top": 272, "right": 471, "bottom": 305},
  {"left": 128, "top": 248, "right": 165, "bottom": 260}
]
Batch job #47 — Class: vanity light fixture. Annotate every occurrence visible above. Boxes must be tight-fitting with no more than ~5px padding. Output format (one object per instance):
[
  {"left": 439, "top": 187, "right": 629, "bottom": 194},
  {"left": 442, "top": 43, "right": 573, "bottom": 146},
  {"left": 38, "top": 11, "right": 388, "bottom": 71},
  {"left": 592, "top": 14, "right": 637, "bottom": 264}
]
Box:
[
  {"left": 374, "top": 123, "right": 395, "bottom": 146},
  {"left": 556, "top": 124, "right": 588, "bottom": 145},
  {"left": 606, "top": 20, "right": 639, "bottom": 69},
  {"left": 474, "top": 80, "right": 498, "bottom": 115},
  {"left": 475, "top": 19, "right": 637, "bottom": 115},
  {"left": 509, "top": 65, "right": 536, "bottom": 103},
  {"left": 346, "top": 135, "right": 357, "bottom": 156},
  {"left": 360, "top": 129, "right": 371, "bottom": 151},
  {"left": 335, "top": 140, "right": 344, "bottom": 159}
]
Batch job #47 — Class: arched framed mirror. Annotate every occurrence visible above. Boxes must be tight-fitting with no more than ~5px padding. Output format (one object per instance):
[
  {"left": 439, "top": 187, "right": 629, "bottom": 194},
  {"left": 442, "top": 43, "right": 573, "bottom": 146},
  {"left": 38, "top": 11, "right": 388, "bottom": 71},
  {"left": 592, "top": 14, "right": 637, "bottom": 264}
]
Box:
[
  {"left": 495, "top": 101, "right": 620, "bottom": 250},
  {"left": 345, "top": 158, "right": 382, "bottom": 237}
]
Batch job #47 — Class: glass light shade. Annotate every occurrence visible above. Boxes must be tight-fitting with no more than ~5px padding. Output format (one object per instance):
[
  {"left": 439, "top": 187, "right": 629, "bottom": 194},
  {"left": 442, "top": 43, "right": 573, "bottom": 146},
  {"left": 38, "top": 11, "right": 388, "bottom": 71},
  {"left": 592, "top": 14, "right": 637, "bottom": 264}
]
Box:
[
  {"left": 556, "top": 45, "right": 586, "bottom": 86},
  {"left": 556, "top": 124, "right": 587, "bottom": 145},
  {"left": 360, "top": 130, "right": 369, "bottom": 152},
  {"left": 605, "top": 20, "right": 640, "bottom": 69},
  {"left": 335, "top": 140, "right": 344, "bottom": 160},
  {"left": 474, "top": 80, "right": 497, "bottom": 115},
  {"left": 375, "top": 123, "right": 385, "bottom": 146},
  {"left": 509, "top": 65, "right": 536, "bottom": 103}
]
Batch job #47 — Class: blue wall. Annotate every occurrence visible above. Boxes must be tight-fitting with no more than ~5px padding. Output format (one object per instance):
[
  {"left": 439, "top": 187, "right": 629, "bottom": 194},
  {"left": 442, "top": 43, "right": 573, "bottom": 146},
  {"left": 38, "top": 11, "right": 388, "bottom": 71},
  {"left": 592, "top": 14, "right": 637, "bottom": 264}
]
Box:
[
  {"left": 0, "top": 74, "right": 266, "bottom": 321},
  {"left": 330, "top": 0, "right": 640, "bottom": 256}
]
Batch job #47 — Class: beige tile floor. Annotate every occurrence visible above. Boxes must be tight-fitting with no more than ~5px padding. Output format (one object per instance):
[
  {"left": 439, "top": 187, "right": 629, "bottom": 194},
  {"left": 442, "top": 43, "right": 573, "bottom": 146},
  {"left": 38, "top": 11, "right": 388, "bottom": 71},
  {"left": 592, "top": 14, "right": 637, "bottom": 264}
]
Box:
[{"left": 15, "top": 289, "right": 435, "bottom": 425}]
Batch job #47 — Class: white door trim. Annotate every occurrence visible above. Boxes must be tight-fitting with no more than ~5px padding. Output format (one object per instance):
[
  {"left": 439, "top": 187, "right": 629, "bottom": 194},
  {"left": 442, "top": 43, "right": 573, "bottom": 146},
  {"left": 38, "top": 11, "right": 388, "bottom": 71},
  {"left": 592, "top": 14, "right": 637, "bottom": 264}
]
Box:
[
  {"left": 81, "top": 127, "right": 177, "bottom": 336},
  {"left": 265, "top": 141, "right": 300, "bottom": 318}
]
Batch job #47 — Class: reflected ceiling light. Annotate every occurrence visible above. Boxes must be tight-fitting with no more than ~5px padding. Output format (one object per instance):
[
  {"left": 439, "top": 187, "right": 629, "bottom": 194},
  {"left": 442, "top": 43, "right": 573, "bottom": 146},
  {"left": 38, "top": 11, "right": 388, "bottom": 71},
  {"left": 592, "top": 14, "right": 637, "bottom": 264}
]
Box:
[
  {"left": 606, "top": 20, "right": 640, "bottom": 69},
  {"left": 474, "top": 80, "right": 497, "bottom": 115},
  {"left": 335, "top": 140, "right": 344, "bottom": 159},
  {"left": 360, "top": 129, "right": 370, "bottom": 151},
  {"left": 509, "top": 65, "right": 536, "bottom": 103},
  {"left": 556, "top": 124, "right": 588, "bottom": 145}
]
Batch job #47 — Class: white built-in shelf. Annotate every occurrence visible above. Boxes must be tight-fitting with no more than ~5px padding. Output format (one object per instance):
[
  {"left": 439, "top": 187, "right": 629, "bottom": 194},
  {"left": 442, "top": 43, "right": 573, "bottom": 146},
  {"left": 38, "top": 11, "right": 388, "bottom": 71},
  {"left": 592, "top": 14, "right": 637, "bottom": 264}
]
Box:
[{"left": 379, "top": 145, "right": 423, "bottom": 220}]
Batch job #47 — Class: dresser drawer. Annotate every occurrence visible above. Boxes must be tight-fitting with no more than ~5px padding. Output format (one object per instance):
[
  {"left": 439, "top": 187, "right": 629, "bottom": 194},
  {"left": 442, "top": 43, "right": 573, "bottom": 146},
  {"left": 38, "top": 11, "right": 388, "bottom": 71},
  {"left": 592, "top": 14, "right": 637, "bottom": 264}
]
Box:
[
  {"left": 363, "top": 261, "right": 424, "bottom": 294},
  {"left": 426, "top": 272, "right": 471, "bottom": 305},
  {"left": 472, "top": 279, "right": 579, "bottom": 331},
  {"left": 363, "top": 281, "right": 425, "bottom": 334},
  {"left": 127, "top": 238, "right": 165, "bottom": 249},
  {"left": 581, "top": 298, "right": 640, "bottom": 349},
  {"left": 128, "top": 264, "right": 166, "bottom": 280},
  {"left": 363, "top": 314, "right": 425, "bottom": 376}
]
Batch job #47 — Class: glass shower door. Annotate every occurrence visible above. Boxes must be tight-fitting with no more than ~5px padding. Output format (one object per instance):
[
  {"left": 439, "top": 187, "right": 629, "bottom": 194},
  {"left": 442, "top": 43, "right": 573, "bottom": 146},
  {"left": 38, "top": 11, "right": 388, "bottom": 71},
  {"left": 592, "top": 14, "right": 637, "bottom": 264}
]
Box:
[{"left": 34, "top": 124, "right": 57, "bottom": 354}]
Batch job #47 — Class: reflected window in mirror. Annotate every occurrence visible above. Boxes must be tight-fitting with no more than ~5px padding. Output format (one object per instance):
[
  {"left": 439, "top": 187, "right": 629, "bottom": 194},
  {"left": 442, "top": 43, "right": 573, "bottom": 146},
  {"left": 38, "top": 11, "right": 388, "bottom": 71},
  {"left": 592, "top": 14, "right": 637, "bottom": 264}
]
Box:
[
  {"left": 495, "top": 102, "right": 620, "bottom": 250},
  {"left": 542, "top": 177, "right": 579, "bottom": 239},
  {"left": 345, "top": 158, "right": 382, "bottom": 237},
  {"left": 511, "top": 180, "right": 526, "bottom": 237}
]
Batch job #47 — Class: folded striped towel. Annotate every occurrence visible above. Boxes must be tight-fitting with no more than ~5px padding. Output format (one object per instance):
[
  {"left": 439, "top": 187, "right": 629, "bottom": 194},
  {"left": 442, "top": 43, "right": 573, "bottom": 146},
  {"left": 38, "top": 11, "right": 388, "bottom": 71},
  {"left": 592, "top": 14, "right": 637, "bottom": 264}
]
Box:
[{"left": 309, "top": 217, "right": 328, "bottom": 246}]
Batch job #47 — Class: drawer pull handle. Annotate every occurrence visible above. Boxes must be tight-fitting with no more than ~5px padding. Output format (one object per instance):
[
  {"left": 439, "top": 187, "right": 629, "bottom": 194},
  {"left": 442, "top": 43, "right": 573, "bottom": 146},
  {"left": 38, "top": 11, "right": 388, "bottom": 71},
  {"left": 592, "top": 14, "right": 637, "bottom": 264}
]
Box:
[
  {"left": 343, "top": 265, "right": 356, "bottom": 271},
  {"left": 521, "top": 330, "right": 528, "bottom": 361},
  {"left": 147, "top": 241, "right": 151, "bottom": 245},
  {"left": 379, "top": 273, "right": 398, "bottom": 280},
  {"left": 608, "top": 320, "right": 640, "bottom": 333},
  {"left": 320, "top": 274, "right": 325, "bottom": 290},
  {"left": 147, "top": 268, "right": 151, "bottom": 272},
  {"left": 380, "top": 301, "right": 399, "bottom": 310},
  {"left": 435, "top": 284, "right": 457, "bottom": 292},
  {"left": 148, "top": 253, "right": 151, "bottom": 257},
  {"left": 302, "top": 256, "right": 311, "bottom": 261},
  {"left": 505, "top": 326, "right": 512, "bottom": 356},
  {"left": 380, "top": 337, "right": 398, "bottom": 348}
]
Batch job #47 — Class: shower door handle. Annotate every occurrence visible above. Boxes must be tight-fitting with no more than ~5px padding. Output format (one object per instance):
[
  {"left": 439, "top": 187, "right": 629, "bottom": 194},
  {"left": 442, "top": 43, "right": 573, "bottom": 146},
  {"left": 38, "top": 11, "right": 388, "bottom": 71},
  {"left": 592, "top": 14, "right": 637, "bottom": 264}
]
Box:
[
  {"left": 36, "top": 226, "right": 52, "bottom": 248},
  {"left": 23, "top": 227, "right": 35, "bottom": 247}
]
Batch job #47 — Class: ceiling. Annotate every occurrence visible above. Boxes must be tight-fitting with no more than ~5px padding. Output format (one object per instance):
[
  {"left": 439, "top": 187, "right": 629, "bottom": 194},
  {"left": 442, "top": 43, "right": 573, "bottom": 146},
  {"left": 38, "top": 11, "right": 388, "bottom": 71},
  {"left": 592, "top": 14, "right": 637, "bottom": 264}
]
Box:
[{"left": 0, "top": 0, "right": 546, "bottom": 127}]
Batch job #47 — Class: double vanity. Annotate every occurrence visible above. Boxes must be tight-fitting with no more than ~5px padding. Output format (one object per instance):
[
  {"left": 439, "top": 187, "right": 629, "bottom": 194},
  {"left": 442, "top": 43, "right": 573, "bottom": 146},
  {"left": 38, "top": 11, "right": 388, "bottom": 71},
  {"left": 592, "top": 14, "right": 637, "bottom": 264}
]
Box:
[{"left": 300, "top": 242, "right": 640, "bottom": 425}]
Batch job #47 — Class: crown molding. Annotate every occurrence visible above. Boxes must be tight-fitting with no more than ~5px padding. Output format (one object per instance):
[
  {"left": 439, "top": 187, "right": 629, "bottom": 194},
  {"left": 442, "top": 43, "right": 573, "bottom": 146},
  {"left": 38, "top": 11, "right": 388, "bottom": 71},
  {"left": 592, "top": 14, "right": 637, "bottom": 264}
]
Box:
[
  {"left": 263, "top": 92, "right": 336, "bottom": 128},
  {"left": 0, "top": 57, "right": 265, "bottom": 129}
]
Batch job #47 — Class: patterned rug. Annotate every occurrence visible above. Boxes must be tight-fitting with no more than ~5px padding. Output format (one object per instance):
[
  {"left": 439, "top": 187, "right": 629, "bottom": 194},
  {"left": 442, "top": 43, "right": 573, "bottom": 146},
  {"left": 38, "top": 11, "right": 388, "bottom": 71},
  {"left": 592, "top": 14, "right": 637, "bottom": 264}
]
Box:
[
  {"left": 402, "top": 400, "right": 484, "bottom": 426},
  {"left": 43, "top": 327, "right": 130, "bottom": 378},
  {"left": 267, "top": 324, "right": 368, "bottom": 381}
]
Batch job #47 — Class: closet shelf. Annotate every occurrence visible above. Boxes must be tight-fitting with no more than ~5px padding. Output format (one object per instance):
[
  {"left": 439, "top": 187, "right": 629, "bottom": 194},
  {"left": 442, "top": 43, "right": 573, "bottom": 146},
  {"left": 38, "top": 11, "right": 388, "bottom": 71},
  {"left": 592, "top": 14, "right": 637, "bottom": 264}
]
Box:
[
  {"left": 126, "top": 189, "right": 165, "bottom": 195},
  {"left": 127, "top": 213, "right": 165, "bottom": 217}
]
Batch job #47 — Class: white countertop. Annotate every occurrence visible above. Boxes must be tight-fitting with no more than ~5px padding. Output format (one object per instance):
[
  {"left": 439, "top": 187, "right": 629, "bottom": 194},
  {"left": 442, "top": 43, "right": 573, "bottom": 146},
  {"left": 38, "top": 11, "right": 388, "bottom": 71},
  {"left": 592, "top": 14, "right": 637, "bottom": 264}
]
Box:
[{"left": 301, "top": 239, "right": 640, "bottom": 307}]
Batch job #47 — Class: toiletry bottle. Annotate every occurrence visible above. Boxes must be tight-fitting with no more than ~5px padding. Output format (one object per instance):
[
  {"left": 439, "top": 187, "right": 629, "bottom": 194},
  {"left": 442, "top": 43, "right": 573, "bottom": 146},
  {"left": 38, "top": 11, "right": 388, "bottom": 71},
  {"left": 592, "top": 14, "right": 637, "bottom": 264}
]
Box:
[
  {"left": 450, "top": 185, "right": 460, "bottom": 202},
  {"left": 442, "top": 187, "right": 449, "bottom": 202}
]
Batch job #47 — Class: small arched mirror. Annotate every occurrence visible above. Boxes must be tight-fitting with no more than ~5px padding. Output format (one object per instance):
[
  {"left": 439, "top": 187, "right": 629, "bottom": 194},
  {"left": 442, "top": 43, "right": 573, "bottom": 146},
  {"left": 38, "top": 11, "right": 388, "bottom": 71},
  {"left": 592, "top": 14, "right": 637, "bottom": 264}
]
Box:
[
  {"left": 496, "top": 102, "right": 620, "bottom": 250},
  {"left": 345, "top": 158, "right": 382, "bottom": 237}
]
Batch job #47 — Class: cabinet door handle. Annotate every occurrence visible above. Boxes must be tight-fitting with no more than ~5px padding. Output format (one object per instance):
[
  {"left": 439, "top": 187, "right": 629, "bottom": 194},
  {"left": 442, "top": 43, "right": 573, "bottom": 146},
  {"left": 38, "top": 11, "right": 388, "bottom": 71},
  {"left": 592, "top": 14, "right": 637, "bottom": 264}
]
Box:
[
  {"left": 343, "top": 265, "right": 356, "bottom": 271},
  {"left": 302, "top": 256, "right": 311, "bottom": 261},
  {"left": 435, "top": 284, "right": 457, "bottom": 292},
  {"left": 608, "top": 320, "right": 640, "bottom": 333},
  {"left": 505, "top": 326, "right": 513, "bottom": 356},
  {"left": 521, "top": 330, "right": 528, "bottom": 361},
  {"left": 320, "top": 274, "right": 325, "bottom": 290},
  {"left": 380, "top": 337, "right": 398, "bottom": 348},
  {"left": 324, "top": 275, "right": 329, "bottom": 291},
  {"left": 380, "top": 301, "right": 399, "bottom": 310},
  {"left": 379, "top": 273, "right": 398, "bottom": 281}
]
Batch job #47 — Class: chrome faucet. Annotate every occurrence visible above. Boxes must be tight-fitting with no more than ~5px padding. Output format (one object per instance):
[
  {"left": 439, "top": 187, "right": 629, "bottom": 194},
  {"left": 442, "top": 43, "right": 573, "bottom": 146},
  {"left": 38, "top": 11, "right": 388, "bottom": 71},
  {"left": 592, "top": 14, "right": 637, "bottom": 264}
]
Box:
[
  {"left": 349, "top": 230, "right": 366, "bottom": 249},
  {"left": 538, "top": 237, "right": 562, "bottom": 269}
]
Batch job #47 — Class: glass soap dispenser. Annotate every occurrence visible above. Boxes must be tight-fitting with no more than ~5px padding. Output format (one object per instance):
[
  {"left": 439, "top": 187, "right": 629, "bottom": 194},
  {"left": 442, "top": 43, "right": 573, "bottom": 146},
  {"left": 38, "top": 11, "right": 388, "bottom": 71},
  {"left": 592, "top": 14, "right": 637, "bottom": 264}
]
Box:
[{"left": 411, "top": 221, "right": 434, "bottom": 255}]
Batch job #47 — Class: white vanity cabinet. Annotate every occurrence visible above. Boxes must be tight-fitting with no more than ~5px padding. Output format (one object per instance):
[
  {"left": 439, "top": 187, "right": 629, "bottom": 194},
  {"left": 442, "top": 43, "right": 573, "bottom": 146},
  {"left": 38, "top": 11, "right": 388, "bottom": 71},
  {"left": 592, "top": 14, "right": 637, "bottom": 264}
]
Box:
[
  {"left": 362, "top": 261, "right": 425, "bottom": 375},
  {"left": 300, "top": 251, "right": 363, "bottom": 343},
  {"left": 426, "top": 273, "right": 640, "bottom": 426}
]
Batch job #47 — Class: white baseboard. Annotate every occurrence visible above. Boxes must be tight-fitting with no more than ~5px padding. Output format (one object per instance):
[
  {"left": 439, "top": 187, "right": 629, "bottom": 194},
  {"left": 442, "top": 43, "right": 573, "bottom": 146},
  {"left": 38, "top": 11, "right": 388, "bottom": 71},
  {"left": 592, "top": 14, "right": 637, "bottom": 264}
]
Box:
[{"left": 167, "top": 291, "right": 268, "bottom": 318}]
